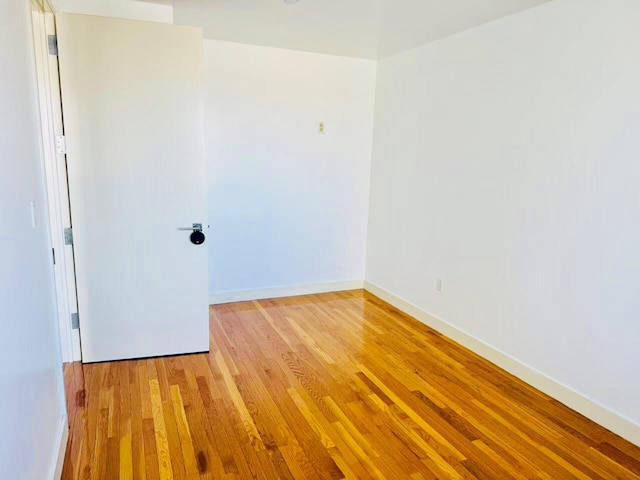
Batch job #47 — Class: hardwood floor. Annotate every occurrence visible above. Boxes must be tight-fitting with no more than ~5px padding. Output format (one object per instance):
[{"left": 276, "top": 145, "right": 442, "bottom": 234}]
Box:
[{"left": 62, "top": 290, "right": 640, "bottom": 479}]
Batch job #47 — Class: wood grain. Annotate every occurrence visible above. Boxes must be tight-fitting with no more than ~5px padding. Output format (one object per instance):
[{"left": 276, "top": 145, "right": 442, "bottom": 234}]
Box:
[{"left": 61, "top": 290, "right": 640, "bottom": 479}]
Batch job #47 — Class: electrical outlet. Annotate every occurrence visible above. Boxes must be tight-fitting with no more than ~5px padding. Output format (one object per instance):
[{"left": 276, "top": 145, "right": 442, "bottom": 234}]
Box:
[
  {"left": 319, "top": 121, "right": 325, "bottom": 134},
  {"left": 436, "top": 277, "right": 445, "bottom": 293}
]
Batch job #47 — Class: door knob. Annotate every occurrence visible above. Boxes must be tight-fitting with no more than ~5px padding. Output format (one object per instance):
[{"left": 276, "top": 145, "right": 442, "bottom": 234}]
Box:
[
  {"left": 190, "top": 231, "right": 205, "bottom": 245},
  {"left": 177, "top": 223, "right": 206, "bottom": 245}
]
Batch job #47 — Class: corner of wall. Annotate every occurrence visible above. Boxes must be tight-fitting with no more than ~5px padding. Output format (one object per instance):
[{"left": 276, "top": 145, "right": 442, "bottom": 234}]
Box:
[{"left": 364, "top": 280, "right": 640, "bottom": 447}]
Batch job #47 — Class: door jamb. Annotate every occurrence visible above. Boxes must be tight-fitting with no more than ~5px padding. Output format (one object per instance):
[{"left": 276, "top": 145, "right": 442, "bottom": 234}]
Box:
[{"left": 30, "top": 0, "right": 82, "bottom": 363}]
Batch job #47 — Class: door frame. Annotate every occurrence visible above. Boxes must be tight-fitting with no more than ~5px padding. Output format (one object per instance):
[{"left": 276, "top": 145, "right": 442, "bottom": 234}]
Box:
[{"left": 30, "top": 0, "right": 82, "bottom": 362}]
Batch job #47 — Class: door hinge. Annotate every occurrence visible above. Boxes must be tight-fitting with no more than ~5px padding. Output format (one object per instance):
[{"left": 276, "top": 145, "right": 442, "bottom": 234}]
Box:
[
  {"left": 52, "top": 248, "right": 56, "bottom": 265},
  {"left": 48, "top": 34, "right": 58, "bottom": 56},
  {"left": 56, "top": 135, "right": 66, "bottom": 154},
  {"left": 71, "top": 312, "right": 80, "bottom": 330},
  {"left": 64, "top": 227, "right": 73, "bottom": 246},
  {"left": 47, "top": 35, "right": 58, "bottom": 57}
]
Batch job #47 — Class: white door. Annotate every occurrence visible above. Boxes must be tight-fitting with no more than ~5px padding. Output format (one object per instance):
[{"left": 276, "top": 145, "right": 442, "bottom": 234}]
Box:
[{"left": 56, "top": 14, "right": 209, "bottom": 363}]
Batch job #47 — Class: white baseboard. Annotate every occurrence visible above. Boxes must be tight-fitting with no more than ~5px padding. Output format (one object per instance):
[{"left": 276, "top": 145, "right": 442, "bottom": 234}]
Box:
[
  {"left": 209, "top": 279, "right": 365, "bottom": 305},
  {"left": 50, "top": 415, "right": 69, "bottom": 480},
  {"left": 364, "top": 280, "right": 640, "bottom": 447}
]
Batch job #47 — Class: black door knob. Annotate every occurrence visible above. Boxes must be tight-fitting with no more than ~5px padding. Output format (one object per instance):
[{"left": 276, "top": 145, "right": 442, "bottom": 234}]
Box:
[{"left": 190, "top": 231, "right": 205, "bottom": 245}]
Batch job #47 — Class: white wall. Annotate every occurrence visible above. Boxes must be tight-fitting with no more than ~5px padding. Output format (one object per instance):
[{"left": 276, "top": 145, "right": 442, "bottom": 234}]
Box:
[
  {"left": 52, "top": 0, "right": 173, "bottom": 23},
  {"left": 0, "top": 1, "right": 67, "bottom": 479},
  {"left": 205, "top": 40, "right": 376, "bottom": 300},
  {"left": 367, "top": 0, "right": 640, "bottom": 443}
]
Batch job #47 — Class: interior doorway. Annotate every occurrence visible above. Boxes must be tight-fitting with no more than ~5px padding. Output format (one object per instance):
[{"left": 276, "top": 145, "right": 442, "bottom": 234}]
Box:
[
  {"left": 30, "top": 0, "right": 82, "bottom": 363},
  {"left": 31, "top": 6, "right": 210, "bottom": 365}
]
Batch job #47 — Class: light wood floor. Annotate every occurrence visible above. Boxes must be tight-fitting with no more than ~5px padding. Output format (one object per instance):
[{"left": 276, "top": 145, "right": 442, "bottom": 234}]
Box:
[{"left": 62, "top": 290, "right": 640, "bottom": 479}]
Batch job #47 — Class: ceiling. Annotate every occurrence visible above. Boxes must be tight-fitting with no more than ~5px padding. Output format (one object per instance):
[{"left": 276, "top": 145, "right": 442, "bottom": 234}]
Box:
[{"left": 142, "top": 0, "right": 552, "bottom": 59}]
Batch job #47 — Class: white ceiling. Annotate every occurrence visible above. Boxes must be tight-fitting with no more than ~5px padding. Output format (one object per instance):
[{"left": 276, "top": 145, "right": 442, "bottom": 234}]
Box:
[{"left": 142, "top": 0, "right": 552, "bottom": 59}]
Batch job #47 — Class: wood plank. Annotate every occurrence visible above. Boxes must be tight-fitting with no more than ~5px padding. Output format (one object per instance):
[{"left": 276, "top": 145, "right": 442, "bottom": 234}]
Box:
[{"left": 60, "top": 290, "right": 640, "bottom": 479}]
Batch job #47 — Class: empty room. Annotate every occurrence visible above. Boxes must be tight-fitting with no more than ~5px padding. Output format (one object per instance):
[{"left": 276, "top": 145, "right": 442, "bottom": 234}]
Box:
[{"left": 2, "top": 0, "right": 640, "bottom": 478}]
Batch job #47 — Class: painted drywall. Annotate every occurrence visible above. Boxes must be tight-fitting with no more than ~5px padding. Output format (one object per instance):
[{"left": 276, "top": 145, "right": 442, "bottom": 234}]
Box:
[
  {"left": 367, "top": 0, "right": 640, "bottom": 436},
  {"left": 205, "top": 40, "right": 376, "bottom": 298},
  {"left": 0, "top": 1, "right": 67, "bottom": 479},
  {"left": 52, "top": 0, "right": 173, "bottom": 23}
]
